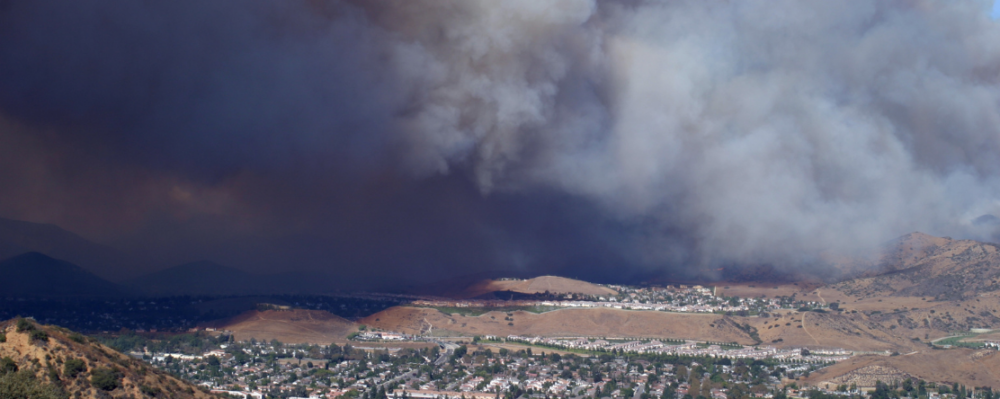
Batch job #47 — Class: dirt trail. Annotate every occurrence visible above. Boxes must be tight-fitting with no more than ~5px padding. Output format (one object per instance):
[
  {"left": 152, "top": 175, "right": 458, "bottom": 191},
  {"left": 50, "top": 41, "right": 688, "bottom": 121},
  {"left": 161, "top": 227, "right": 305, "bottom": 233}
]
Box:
[
  {"left": 421, "top": 317, "right": 432, "bottom": 335},
  {"left": 801, "top": 312, "right": 820, "bottom": 345}
]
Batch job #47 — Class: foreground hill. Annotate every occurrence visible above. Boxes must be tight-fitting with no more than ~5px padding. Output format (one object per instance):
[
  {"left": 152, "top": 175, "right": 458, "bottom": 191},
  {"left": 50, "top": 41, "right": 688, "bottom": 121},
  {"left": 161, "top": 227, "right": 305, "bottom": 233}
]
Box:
[
  {"left": 461, "top": 276, "right": 617, "bottom": 298},
  {"left": 127, "top": 261, "right": 334, "bottom": 296},
  {"left": 0, "top": 252, "right": 123, "bottom": 297},
  {"left": 201, "top": 309, "right": 357, "bottom": 344},
  {"left": 0, "top": 318, "right": 218, "bottom": 399},
  {"left": 0, "top": 217, "right": 140, "bottom": 281}
]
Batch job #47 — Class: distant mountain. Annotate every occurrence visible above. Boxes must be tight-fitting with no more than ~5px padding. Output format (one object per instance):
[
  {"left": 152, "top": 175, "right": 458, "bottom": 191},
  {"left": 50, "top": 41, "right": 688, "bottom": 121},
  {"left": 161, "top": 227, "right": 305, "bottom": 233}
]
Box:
[
  {"left": 0, "top": 217, "right": 141, "bottom": 281},
  {"left": 127, "top": 260, "right": 334, "bottom": 296},
  {"left": 0, "top": 252, "right": 122, "bottom": 297}
]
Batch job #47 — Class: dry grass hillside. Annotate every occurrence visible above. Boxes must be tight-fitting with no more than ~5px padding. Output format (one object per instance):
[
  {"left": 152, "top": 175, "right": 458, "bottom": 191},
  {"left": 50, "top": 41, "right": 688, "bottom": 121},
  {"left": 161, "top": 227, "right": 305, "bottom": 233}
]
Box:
[
  {"left": 364, "top": 305, "right": 943, "bottom": 352},
  {"left": 806, "top": 349, "right": 1000, "bottom": 388},
  {"left": 362, "top": 306, "right": 755, "bottom": 343},
  {"left": 462, "top": 276, "right": 617, "bottom": 298},
  {"left": 201, "top": 309, "right": 357, "bottom": 345},
  {"left": 831, "top": 233, "right": 1000, "bottom": 301},
  {"left": 0, "top": 318, "right": 218, "bottom": 399}
]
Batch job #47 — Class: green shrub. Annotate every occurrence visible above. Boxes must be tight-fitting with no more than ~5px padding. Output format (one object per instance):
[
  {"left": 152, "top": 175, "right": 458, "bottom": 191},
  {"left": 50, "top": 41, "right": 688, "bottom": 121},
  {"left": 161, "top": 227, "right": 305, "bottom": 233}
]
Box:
[
  {"left": 89, "top": 367, "right": 121, "bottom": 391},
  {"left": 29, "top": 330, "right": 49, "bottom": 343},
  {"left": 63, "top": 359, "right": 86, "bottom": 379},
  {"left": 0, "top": 357, "right": 17, "bottom": 375},
  {"left": 0, "top": 332, "right": 6, "bottom": 343},
  {"left": 140, "top": 384, "right": 160, "bottom": 396},
  {"left": 67, "top": 333, "right": 86, "bottom": 344},
  {"left": 46, "top": 365, "right": 59, "bottom": 382},
  {"left": 0, "top": 370, "right": 66, "bottom": 399},
  {"left": 15, "top": 319, "right": 34, "bottom": 333}
]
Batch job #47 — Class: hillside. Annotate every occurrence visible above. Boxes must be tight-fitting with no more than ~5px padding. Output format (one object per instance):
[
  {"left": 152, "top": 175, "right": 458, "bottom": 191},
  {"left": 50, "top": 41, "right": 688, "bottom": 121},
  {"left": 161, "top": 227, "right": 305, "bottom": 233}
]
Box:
[
  {"left": 0, "top": 252, "right": 123, "bottom": 297},
  {"left": 461, "top": 276, "right": 617, "bottom": 298},
  {"left": 0, "top": 318, "right": 218, "bottom": 399},
  {"left": 0, "top": 217, "right": 140, "bottom": 281},
  {"left": 805, "top": 349, "right": 1000, "bottom": 389},
  {"left": 201, "top": 309, "right": 357, "bottom": 344},
  {"left": 361, "top": 306, "right": 755, "bottom": 344},
  {"left": 831, "top": 233, "right": 1000, "bottom": 301}
]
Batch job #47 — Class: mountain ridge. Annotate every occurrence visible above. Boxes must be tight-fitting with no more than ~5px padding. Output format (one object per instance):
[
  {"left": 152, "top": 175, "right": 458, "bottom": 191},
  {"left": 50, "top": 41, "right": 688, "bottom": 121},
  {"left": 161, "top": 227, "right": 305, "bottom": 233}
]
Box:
[
  {"left": 0, "top": 217, "right": 142, "bottom": 281},
  {"left": 0, "top": 252, "right": 123, "bottom": 297}
]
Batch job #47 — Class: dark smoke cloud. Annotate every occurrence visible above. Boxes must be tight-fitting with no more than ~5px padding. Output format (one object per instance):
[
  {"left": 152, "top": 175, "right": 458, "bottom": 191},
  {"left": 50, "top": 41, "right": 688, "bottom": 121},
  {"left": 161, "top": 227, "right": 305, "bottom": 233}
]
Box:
[{"left": 1, "top": 0, "right": 1000, "bottom": 286}]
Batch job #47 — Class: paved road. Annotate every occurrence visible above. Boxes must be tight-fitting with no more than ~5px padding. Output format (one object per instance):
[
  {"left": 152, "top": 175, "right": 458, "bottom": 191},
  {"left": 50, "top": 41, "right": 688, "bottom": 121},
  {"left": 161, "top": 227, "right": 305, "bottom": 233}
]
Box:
[
  {"left": 426, "top": 339, "right": 459, "bottom": 365},
  {"left": 633, "top": 383, "right": 645, "bottom": 399}
]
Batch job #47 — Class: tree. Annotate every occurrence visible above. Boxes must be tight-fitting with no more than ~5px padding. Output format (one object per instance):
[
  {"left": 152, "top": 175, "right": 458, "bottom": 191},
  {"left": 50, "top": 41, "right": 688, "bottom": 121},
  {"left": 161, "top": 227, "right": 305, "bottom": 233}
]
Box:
[
  {"left": 870, "top": 381, "right": 891, "bottom": 399},
  {"left": 662, "top": 385, "right": 675, "bottom": 399}
]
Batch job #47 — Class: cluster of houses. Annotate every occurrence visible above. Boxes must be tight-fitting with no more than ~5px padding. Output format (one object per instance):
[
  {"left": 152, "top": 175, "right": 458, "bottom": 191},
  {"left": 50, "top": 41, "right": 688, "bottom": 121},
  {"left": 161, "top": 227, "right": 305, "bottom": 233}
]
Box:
[
  {"left": 411, "top": 283, "right": 822, "bottom": 316},
  {"left": 497, "top": 336, "right": 852, "bottom": 363},
  {"left": 355, "top": 331, "right": 412, "bottom": 341}
]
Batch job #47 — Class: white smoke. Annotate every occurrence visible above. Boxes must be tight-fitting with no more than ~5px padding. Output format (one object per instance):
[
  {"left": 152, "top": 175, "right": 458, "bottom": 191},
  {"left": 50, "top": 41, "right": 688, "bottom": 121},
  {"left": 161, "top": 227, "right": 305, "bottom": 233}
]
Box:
[{"left": 376, "top": 0, "right": 1000, "bottom": 272}]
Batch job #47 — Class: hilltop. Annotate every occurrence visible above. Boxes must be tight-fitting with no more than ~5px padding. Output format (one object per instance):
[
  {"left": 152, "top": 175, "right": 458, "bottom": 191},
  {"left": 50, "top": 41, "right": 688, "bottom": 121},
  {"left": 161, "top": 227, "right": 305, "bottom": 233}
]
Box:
[
  {"left": 0, "top": 318, "right": 218, "bottom": 399},
  {"left": 460, "top": 275, "right": 618, "bottom": 298}
]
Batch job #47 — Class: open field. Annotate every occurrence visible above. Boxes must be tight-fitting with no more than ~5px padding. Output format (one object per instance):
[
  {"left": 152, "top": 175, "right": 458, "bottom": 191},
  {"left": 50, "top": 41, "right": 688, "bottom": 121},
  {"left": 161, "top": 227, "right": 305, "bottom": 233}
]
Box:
[
  {"left": 202, "top": 309, "right": 357, "bottom": 344},
  {"left": 475, "top": 341, "right": 591, "bottom": 357}
]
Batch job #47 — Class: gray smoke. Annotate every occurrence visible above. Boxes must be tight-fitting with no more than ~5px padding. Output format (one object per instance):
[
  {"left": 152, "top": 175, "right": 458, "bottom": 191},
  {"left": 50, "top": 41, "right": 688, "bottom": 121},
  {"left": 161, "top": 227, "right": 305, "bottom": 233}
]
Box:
[
  {"left": 375, "top": 0, "right": 1000, "bottom": 271},
  {"left": 2, "top": 0, "right": 1000, "bottom": 281}
]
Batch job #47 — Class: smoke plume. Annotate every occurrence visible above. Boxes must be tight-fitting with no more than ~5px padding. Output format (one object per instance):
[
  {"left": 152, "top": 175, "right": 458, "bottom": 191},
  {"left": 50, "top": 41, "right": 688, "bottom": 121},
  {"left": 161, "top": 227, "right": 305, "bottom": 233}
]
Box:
[{"left": 1, "top": 0, "right": 1000, "bottom": 284}]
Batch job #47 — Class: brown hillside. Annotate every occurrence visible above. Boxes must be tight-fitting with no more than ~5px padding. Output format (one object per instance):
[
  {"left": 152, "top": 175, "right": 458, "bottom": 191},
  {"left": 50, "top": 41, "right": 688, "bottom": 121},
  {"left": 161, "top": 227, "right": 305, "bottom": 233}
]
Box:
[
  {"left": 0, "top": 319, "right": 218, "bottom": 399},
  {"left": 363, "top": 305, "right": 938, "bottom": 352},
  {"left": 463, "top": 276, "right": 617, "bottom": 298},
  {"left": 806, "top": 349, "right": 1000, "bottom": 388},
  {"left": 831, "top": 233, "right": 1000, "bottom": 301},
  {"left": 362, "top": 306, "right": 755, "bottom": 343},
  {"left": 202, "top": 309, "right": 357, "bottom": 345}
]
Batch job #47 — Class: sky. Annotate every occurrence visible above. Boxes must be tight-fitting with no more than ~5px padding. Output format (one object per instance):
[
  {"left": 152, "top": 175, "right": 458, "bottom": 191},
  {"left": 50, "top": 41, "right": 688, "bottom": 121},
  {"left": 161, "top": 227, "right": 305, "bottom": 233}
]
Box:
[{"left": 1, "top": 0, "right": 1000, "bottom": 288}]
